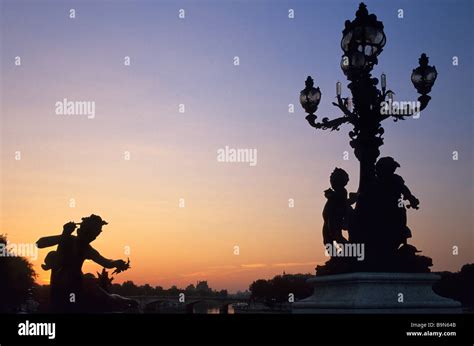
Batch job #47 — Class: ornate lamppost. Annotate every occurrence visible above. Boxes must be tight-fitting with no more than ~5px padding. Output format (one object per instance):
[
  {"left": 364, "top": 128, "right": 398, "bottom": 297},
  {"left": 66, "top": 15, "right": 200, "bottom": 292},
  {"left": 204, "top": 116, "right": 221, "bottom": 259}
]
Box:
[{"left": 299, "top": 3, "right": 438, "bottom": 273}]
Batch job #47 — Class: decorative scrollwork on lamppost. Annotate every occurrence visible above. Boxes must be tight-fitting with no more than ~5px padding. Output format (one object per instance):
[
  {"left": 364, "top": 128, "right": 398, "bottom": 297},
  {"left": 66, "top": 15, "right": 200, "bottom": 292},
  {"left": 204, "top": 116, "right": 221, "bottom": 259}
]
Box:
[{"left": 300, "top": 3, "right": 437, "bottom": 192}]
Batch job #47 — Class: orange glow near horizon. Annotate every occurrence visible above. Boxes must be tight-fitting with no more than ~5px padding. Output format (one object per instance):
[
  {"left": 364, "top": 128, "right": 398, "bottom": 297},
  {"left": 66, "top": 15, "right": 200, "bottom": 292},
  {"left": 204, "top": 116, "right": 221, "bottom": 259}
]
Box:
[
  {"left": 2, "top": 140, "right": 471, "bottom": 292},
  {"left": 1, "top": 116, "right": 472, "bottom": 292},
  {"left": 1, "top": 139, "right": 328, "bottom": 292},
  {"left": 1, "top": 97, "right": 472, "bottom": 293}
]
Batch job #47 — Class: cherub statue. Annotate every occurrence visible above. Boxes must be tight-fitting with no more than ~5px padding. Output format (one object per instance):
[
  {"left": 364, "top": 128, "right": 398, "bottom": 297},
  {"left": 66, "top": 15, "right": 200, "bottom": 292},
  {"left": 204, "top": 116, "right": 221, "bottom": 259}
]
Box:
[
  {"left": 37, "top": 214, "right": 130, "bottom": 312},
  {"left": 375, "top": 157, "right": 420, "bottom": 247},
  {"left": 322, "top": 168, "right": 357, "bottom": 247}
]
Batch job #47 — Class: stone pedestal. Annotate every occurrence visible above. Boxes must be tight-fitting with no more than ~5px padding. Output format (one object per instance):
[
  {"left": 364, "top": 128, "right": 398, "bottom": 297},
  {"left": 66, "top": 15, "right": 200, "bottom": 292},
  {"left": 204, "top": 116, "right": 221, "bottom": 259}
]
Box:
[{"left": 292, "top": 272, "right": 462, "bottom": 313}]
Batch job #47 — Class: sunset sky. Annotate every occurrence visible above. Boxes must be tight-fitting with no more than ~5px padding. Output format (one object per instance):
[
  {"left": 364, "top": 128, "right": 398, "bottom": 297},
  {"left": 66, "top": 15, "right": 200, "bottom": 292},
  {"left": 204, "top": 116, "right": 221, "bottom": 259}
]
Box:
[{"left": 1, "top": 0, "right": 472, "bottom": 292}]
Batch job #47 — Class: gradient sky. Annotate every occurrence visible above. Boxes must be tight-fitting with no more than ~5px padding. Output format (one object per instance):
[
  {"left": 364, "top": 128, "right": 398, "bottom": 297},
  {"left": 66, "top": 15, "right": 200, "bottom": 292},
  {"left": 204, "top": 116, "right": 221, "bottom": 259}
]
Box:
[{"left": 1, "top": 0, "right": 472, "bottom": 292}]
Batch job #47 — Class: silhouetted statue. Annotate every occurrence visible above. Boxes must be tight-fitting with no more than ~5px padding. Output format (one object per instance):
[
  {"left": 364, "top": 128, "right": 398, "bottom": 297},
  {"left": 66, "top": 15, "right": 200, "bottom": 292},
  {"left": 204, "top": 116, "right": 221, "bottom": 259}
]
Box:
[
  {"left": 374, "top": 157, "right": 419, "bottom": 249},
  {"left": 36, "top": 214, "right": 131, "bottom": 312},
  {"left": 317, "top": 158, "right": 432, "bottom": 275},
  {"left": 322, "top": 168, "right": 357, "bottom": 246},
  {"left": 316, "top": 168, "right": 359, "bottom": 275},
  {"left": 372, "top": 157, "right": 432, "bottom": 272}
]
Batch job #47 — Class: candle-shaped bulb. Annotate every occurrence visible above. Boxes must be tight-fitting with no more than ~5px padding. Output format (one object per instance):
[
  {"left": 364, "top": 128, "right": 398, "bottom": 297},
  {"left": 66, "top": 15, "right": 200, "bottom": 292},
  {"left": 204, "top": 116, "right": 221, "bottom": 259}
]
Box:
[
  {"left": 347, "top": 97, "right": 353, "bottom": 111},
  {"left": 336, "top": 81, "right": 341, "bottom": 97},
  {"left": 381, "top": 73, "right": 386, "bottom": 89}
]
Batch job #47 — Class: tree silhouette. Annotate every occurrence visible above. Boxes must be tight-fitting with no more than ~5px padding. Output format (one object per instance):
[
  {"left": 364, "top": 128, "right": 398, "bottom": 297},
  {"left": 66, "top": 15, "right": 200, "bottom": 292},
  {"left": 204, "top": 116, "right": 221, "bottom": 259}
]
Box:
[
  {"left": 0, "top": 234, "right": 37, "bottom": 312},
  {"left": 249, "top": 274, "right": 313, "bottom": 305},
  {"left": 196, "top": 281, "right": 211, "bottom": 295},
  {"left": 120, "top": 280, "right": 138, "bottom": 296},
  {"left": 185, "top": 284, "right": 196, "bottom": 295}
]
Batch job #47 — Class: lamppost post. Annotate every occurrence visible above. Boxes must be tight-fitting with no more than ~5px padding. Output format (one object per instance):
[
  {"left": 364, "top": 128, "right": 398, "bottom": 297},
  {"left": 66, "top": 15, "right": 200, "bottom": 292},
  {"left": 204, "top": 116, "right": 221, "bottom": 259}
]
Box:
[{"left": 299, "top": 2, "right": 438, "bottom": 270}]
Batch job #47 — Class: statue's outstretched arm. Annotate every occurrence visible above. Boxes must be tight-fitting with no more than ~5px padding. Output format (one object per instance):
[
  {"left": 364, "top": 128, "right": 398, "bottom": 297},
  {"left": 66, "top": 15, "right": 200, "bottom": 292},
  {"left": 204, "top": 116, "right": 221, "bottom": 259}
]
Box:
[
  {"left": 36, "top": 235, "right": 61, "bottom": 248},
  {"left": 401, "top": 184, "right": 420, "bottom": 209},
  {"left": 87, "top": 247, "right": 116, "bottom": 268}
]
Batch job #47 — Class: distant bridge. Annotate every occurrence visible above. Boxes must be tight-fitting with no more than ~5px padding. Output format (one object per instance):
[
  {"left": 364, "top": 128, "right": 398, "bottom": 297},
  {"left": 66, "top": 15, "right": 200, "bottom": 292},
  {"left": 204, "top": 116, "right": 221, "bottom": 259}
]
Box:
[{"left": 128, "top": 295, "right": 249, "bottom": 314}]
